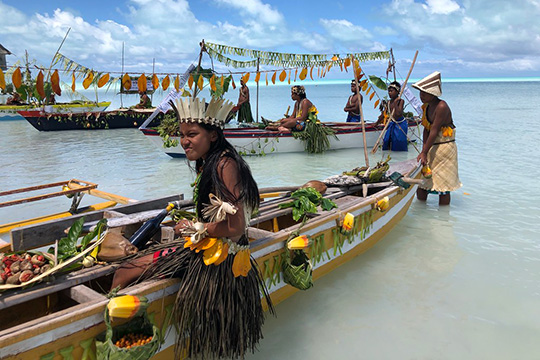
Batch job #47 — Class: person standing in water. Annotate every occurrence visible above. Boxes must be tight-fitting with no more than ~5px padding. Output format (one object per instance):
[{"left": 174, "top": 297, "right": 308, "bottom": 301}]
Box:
[
  {"left": 412, "top": 71, "right": 461, "bottom": 205},
  {"left": 378, "top": 81, "right": 408, "bottom": 151}
]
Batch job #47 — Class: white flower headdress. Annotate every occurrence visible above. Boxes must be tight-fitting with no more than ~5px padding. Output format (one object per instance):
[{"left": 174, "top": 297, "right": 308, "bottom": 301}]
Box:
[{"left": 170, "top": 97, "right": 235, "bottom": 129}]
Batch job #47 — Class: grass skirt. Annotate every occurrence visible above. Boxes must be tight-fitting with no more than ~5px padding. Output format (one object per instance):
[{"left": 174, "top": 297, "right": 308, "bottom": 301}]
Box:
[
  {"left": 237, "top": 102, "right": 254, "bottom": 123},
  {"left": 140, "top": 236, "right": 274, "bottom": 359}
]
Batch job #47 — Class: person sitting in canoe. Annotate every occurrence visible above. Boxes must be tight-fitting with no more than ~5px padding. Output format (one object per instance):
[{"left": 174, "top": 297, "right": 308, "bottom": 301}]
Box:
[
  {"left": 375, "top": 99, "right": 389, "bottom": 127},
  {"left": 111, "top": 96, "right": 273, "bottom": 358},
  {"left": 376, "top": 81, "right": 408, "bottom": 151},
  {"left": 266, "top": 85, "right": 318, "bottom": 132},
  {"left": 6, "top": 92, "right": 25, "bottom": 105},
  {"left": 133, "top": 90, "right": 152, "bottom": 109},
  {"left": 413, "top": 71, "right": 462, "bottom": 205},
  {"left": 344, "top": 79, "right": 363, "bottom": 122},
  {"left": 47, "top": 94, "right": 56, "bottom": 105}
]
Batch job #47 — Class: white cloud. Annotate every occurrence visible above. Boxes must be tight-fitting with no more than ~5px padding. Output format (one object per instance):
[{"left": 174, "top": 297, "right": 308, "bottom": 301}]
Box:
[
  {"left": 423, "top": 0, "right": 460, "bottom": 14},
  {"left": 214, "top": 0, "right": 284, "bottom": 25},
  {"left": 319, "top": 19, "right": 375, "bottom": 48},
  {"left": 383, "top": 0, "right": 540, "bottom": 70}
]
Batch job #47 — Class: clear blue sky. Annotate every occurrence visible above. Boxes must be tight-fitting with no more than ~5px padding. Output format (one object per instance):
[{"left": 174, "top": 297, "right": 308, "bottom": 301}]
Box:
[{"left": 1, "top": 0, "right": 539, "bottom": 80}]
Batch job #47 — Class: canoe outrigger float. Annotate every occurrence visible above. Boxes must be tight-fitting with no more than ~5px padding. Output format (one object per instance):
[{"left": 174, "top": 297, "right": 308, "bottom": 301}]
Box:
[
  {"left": 0, "top": 159, "right": 420, "bottom": 359},
  {"left": 0, "top": 179, "right": 135, "bottom": 252}
]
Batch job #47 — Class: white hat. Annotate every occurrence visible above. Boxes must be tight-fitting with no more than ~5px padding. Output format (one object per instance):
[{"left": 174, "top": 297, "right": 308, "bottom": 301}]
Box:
[
  {"left": 170, "top": 97, "right": 235, "bottom": 129},
  {"left": 412, "top": 71, "right": 442, "bottom": 97}
]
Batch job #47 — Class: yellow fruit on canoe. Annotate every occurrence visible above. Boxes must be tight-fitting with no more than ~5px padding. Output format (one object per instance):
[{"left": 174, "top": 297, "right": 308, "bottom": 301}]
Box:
[
  {"left": 341, "top": 212, "right": 354, "bottom": 232},
  {"left": 108, "top": 295, "right": 147, "bottom": 319},
  {"left": 287, "top": 235, "right": 310, "bottom": 250},
  {"left": 187, "top": 74, "right": 194, "bottom": 89},
  {"left": 376, "top": 196, "right": 390, "bottom": 212},
  {"left": 203, "top": 240, "right": 223, "bottom": 265}
]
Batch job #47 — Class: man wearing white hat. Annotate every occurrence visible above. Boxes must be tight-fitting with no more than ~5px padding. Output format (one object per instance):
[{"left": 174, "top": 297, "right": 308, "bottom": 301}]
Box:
[{"left": 412, "top": 72, "right": 461, "bottom": 205}]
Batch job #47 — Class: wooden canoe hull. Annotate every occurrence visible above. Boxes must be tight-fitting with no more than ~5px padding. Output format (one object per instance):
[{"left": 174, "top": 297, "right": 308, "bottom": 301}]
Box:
[
  {"left": 141, "top": 120, "right": 422, "bottom": 157},
  {"left": 17, "top": 108, "right": 162, "bottom": 131},
  {"left": 0, "top": 102, "right": 111, "bottom": 121},
  {"left": 0, "top": 160, "right": 420, "bottom": 359}
]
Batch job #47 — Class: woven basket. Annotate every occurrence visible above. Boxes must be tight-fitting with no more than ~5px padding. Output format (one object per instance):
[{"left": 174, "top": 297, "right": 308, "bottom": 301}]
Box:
[{"left": 282, "top": 250, "right": 313, "bottom": 290}]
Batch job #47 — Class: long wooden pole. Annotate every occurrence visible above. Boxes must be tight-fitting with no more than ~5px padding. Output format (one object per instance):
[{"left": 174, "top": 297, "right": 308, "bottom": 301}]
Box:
[
  {"left": 350, "top": 55, "right": 369, "bottom": 167},
  {"left": 371, "top": 50, "right": 418, "bottom": 153},
  {"left": 192, "top": 39, "right": 205, "bottom": 100},
  {"left": 256, "top": 57, "right": 260, "bottom": 122},
  {"left": 120, "top": 42, "right": 124, "bottom": 108},
  {"left": 45, "top": 27, "right": 71, "bottom": 82}
]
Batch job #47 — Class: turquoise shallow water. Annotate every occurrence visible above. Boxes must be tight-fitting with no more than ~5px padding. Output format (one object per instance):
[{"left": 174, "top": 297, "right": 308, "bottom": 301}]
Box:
[{"left": 1, "top": 81, "right": 540, "bottom": 359}]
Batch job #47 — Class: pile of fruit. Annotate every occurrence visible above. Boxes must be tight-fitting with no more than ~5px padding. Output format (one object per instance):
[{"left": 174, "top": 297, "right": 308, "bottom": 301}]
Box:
[
  {"left": 0, "top": 252, "right": 53, "bottom": 285},
  {"left": 114, "top": 333, "right": 153, "bottom": 349}
]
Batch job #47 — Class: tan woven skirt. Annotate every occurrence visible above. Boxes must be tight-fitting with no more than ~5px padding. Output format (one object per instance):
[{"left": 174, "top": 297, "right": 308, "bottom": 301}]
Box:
[{"left": 420, "top": 131, "right": 462, "bottom": 192}]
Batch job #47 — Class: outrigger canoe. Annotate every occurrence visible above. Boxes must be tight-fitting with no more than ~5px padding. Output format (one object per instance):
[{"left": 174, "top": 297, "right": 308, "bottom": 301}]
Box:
[
  {"left": 0, "top": 101, "right": 111, "bottom": 121},
  {"left": 0, "top": 159, "right": 420, "bottom": 359},
  {"left": 18, "top": 108, "right": 164, "bottom": 131},
  {"left": 0, "top": 179, "right": 136, "bottom": 252},
  {"left": 141, "top": 119, "right": 421, "bottom": 157}
]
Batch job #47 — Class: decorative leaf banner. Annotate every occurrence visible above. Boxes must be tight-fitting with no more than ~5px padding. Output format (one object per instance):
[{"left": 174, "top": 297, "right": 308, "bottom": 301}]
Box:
[{"left": 205, "top": 42, "right": 390, "bottom": 69}]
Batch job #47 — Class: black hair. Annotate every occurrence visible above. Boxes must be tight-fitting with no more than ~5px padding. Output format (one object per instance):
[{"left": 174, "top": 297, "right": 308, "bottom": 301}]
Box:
[
  {"left": 192, "top": 123, "right": 259, "bottom": 220},
  {"left": 291, "top": 85, "right": 306, "bottom": 99},
  {"left": 388, "top": 81, "right": 401, "bottom": 92}
]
